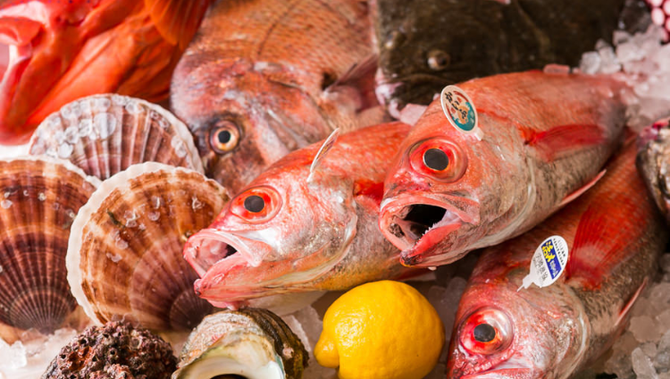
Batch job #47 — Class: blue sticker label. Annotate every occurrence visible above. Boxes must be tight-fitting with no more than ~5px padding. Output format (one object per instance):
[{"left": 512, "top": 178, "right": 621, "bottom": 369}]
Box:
[
  {"left": 541, "top": 240, "right": 562, "bottom": 279},
  {"left": 440, "top": 85, "right": 478, "bottom": 133}
]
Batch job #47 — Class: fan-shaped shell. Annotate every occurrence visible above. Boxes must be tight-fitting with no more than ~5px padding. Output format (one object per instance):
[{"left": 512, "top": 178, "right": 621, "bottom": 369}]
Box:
[
  {"left": 28, "top": 94, "right": 203, "bottom": 180},
  {"left": 0, "top": 157, "right": 99, "bottom": 334},
  {"left": 67, "top": 162, "right": 229, "bottom": 331}
]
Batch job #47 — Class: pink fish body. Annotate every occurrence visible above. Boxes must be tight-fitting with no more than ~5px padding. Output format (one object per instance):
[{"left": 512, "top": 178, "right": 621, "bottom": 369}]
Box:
[
  {"left": 183, "top": 123, "right": 417, "bottom": 308},
  {"left": 379, "top": 70, "right": 630, "bottom": 268},
  {"left": 447, "top": 141, "right": 667, "bottom": 378}
]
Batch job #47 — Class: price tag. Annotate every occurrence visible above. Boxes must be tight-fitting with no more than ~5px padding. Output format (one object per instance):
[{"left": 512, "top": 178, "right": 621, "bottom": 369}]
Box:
[
  {"left": 518, "top": 236, "right": 569, "bottom": 291},
  {"left": 440, "top": 85, "right": 478, "bottom": 134}
]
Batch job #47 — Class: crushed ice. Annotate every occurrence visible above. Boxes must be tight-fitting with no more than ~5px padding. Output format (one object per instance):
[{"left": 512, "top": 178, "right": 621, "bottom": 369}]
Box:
[{"left": 0, "top": 328, "right": 78, "bottom": 379}]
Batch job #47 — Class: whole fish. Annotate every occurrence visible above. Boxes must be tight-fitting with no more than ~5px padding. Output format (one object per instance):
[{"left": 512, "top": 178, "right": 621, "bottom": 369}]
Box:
[
  {"left": 171, "top": 0, "right": 384, "bottom": 195},
  {"left": 372, "top": 0, "right": 650, "bottom": 118},
  {"left": 446, "top": 140, "right": 667, "bottom": 379},
  {"left": 637, "top": 117, "right": 670, "bottom": 221},
  {"left": 379, "top": 70, "right": 629, "bottom": 268},
  {"left": 0, "top": 0, "right": 212, "bottom": 145},
  {"left": 183, "top": 123, "right": 416, "bottom": 308}
]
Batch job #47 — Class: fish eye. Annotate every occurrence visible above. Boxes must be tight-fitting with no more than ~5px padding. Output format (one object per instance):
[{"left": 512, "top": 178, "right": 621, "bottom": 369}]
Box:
[
  {"left": 230, "top": 186, "right": 281, "bottom": 223},
  {"left": 423, "top": 148, "right": 449, "bottom": 171},
  {"left": 459, "top": 307, "right": 513, "bottom": 355},
  {"left": 427, "top": 49, "right": 450, "bottom": 71},
  {"left": 409, "top": 139, "right": 467, "bottom": 182},
  {"left": 244, "top": 195, "right": 265, "bottom": 213},
  {"left": 473, "top": 323, "right": 496, "bottom": 343},
  {"left": 209, "top": 121, "right": 240, "bottom": 154}
]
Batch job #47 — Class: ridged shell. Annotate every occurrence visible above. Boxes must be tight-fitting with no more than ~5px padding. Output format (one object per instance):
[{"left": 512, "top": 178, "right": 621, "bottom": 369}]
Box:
[
  {"left": 174, "top": 308, "right": 308, "bottom": 379},
  {"left": 28, "top": 94, "right": 204, "bottom": 180},
  {"left": 0, "top": 157, "right": 99, "bottom": 333},
  {"left": 66, "top": 162, "right": 229, "bottom": 331}
]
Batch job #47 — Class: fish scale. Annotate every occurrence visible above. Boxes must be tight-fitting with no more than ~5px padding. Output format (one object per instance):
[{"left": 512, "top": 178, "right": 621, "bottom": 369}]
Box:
[{"left": 447, "top": 141, "right": 667, "bottom": 378}]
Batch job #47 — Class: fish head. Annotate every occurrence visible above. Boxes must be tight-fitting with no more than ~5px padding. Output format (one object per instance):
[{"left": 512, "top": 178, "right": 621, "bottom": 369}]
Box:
[
  {"left": 183, "top": 156, "right": 357, "bottom": 305},
  {"left": 0, "top": 0, "right": 135, "bottom": 144},
  {"left": 376, "top": 1, "right": 505, "bottom": 113},
  {"left": 171, "top": 57, "right": 333, "bottom": 194},
  {"left": 380, "top": 103, "right": 520, "bottom": 267},
  {"left": 637, "top": 118, "right": 670, "bottom": 221},
  {"left": 447, "top": 262, "right": 586, "bottom": 379}
]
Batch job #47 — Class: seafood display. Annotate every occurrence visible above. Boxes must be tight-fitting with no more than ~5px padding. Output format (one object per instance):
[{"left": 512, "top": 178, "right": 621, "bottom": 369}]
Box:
[
  {"left": 185, "top": 123, "right": 418, "bottom": 307},
  {"left": 372, "top": 0, "right": 651, "bottom": 116},
  {"left": 0, "top": 157, "right": 99, "bottom": 334},
  {"left": 637, "top": 117, "right": 670, "bottom": 221},
  {"left": 447, "top": 141, "right": 667, "bottom": 378},
  {"left": 0, "top": 0, "right": 213, "bottom": 145},
  {"left": 173, "top": 308, "right": 308, "bottom": 379},
  {"left": 1, "top": 1, "right": 670, "bottom": 379},
  {"left": 66, "top": 163, "right": 228, "bottom": 331},
  {"left": 379, "top": 70, "right": 629, "bottom": 268},
  {"left": 171, "top": 0, "right": 384, "bottom": 194},
  {"left": 43, "top": 321, "right": 177, "bottom": 379},
  {"left": 28, "top": 94, "right": 203, "bottom": 180}
]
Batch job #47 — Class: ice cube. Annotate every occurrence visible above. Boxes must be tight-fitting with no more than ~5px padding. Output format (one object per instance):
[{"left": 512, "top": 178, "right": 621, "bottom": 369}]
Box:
[
  {"left": 632, "top": 347, "right": 659, "bottom": 379},
  {"left": 282, "top": 310, "right": 337, "bottom": 379},
  {"left": 579, "top": 52, "right": 601, "bottom": 75},
  {"left": 642, "top": 342, "right": 659, "bottom": 358},
  {"left": 630, "top": 316, "right": 662, "bottom": 343},
  {"left": 604, "top": 349, "right": 635, "bottom": 379},
  {"left": 658, "top": 372, "right": 670, "bottom": 379},
  {"left": 658, "top": 310, "right": 670, "bottom": 331},
  {"left": 291, "top": 306, "right": 323, "bottom": 349}
]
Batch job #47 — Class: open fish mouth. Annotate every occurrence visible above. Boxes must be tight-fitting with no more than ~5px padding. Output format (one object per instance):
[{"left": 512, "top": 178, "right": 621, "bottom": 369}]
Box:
[{"left": 380, "top": 197, "right": 464, "bottom": 267}]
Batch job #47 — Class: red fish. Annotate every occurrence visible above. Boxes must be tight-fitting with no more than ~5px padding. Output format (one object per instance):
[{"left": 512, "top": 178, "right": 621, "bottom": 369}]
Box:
[
  {"left": 0, "top": 0, "right": 212, "bottom": 145},
  {"left": 183, "top": 122, "right": 418, "bottom": 308},
  {"left": 379, "top": 70, "right": 629, "bottom": 268},
  {"left": 447, "top": 140, "right": 667, "bottom": 378}
]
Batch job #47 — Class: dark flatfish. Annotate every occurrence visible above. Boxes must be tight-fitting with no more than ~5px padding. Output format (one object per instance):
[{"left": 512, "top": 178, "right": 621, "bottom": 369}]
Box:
[{"left": 374, "top": 0, "right": 651, "bottom": 115}]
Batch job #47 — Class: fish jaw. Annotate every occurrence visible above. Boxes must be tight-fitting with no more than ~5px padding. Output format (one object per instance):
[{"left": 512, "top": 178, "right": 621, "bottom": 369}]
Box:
[{"left": 379, "top": 193, "right": 479, "bottom": 267}]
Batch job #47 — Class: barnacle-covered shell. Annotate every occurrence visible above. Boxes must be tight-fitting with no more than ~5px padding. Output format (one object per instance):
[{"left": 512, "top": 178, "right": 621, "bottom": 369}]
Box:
[
  {"left": 28, "top": 94, "right": 203, "bottom": 180},
  {"left": 66, "top": 162, "right": 228, "bottom": 331},
  {"left": 0, "top": 157, "right": 99, "bottom": 333},
  {"left": 174, "top": 308, "right": 308, "bottom": 379}
]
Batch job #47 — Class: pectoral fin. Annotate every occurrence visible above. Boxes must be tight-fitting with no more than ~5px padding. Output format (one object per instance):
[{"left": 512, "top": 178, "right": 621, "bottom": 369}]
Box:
[{"left": 559, "top": 170, "right": 606, "bottom": 207}]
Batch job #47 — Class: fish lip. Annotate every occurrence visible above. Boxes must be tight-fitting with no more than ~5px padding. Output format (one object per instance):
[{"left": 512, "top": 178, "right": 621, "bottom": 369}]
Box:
[
  {"left": 183, "top": 228, "right": 259, "bottom": 278},
  {"left": 380, "top": 194, "right": 469, "bottom": 267}
]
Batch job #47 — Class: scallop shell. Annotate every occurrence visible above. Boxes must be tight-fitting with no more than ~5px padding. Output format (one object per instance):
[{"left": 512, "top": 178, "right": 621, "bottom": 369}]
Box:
[
  {"left": 174, "top": 308, "right": 308, "bottom": 379},
  {"left": 67, "top": 162, "right": 229, "bottom": 331},
  {"left": 0, "top": 157, "right": 99, "bottom": 333},
  {"left": 28, "top": 94, "right": 204, "bottom": 180}
]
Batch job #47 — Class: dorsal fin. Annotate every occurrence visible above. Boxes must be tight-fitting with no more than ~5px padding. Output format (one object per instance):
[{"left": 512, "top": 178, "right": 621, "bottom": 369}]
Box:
[
  {"left": 307, "top": 128, "right": 340, "bottom": 183},
  {"left": 143, "top": 0, "right": 212, "bottom": 48}
]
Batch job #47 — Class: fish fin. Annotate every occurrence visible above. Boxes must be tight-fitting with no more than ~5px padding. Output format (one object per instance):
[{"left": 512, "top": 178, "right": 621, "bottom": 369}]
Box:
[
  {"left": 0, "top": 17, "right": 41, "bottom": 46},
  {"left": 521, "top": 124, "right": 606, "bottom": 160},
  {"left": 353, "top": 179, "right": 385, "bottom": 208},
  {"left": 615, "top": 278, "right": 648, "bottom": 328},
  {"left": 559, "top": 170, "right": 606, "bottom": 207},
  {"left": 307, "top": 128, "right": 340, "bottom": 183},
  {"left": 565, "top": 193, "right": 636, "bottom": 286},
  {"left": 324, "top": 55, "right": 379, "bottom": 112},
  {"left": 143, "top": 0, "right": 212, "bottom": 48}
]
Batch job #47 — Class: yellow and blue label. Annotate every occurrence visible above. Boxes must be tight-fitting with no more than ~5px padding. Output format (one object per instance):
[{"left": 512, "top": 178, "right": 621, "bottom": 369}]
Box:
[{"left": 541, "top": 240, "right": 562, "bottom": 279}]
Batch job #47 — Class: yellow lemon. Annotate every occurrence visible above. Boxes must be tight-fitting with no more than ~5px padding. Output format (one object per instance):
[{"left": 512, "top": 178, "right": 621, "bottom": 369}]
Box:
[{"left": 314, "top": 280, "right": 444, "bottom": 379}]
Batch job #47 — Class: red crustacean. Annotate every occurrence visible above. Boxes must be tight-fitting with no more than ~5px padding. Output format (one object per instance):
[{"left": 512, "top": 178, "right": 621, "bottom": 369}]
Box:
[{"left": 0, "top": 0, "right": 212, "bottom": 145}]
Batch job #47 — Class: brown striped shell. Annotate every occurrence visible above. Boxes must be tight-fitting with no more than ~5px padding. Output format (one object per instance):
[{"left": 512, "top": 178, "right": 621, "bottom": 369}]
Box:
[
  {"left": 174, "top": 308, "right": 308, "bottom": 379},
  {"left": 28, "top": 94, "right": 203, "bottom": 180},
  {"left": 66, "top": 162, "right": 229, "bottom": 331},
  {"left": 0, "top": 157, "right": 99, "bottom": 334}
]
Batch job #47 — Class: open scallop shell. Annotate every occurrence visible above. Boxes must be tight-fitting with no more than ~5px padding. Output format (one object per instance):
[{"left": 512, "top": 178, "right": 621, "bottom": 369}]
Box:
[
  {"left": 0, "top": 157, "right": 99, "bottom": 334},
  {"left": 66, "top": 162, "right": 229, "bottom": 331},
  {"left": 28, "top": 94, "right": 203, "bottom": 180}
]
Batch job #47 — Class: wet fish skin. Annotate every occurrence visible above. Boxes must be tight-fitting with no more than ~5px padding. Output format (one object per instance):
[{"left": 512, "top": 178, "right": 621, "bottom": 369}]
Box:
[
  {"left": 636, "top": 118, "right": 670, "bottom": 222},
  {"left": 379, "top": 70, "right": 629, "bottom": 268},
  {"left": 0, "top": 0, "right": 211, "bottom": 145},
  {"left": 183, "top": 122, "right": 417, "bottom": 307},
  {"left": 373, "top": 0, "right": 648, "bottom": 116},
  {"left": 171, "top": 0, "right": 383, "bottom": 195},
  {"left": 447, "top": 141, "right": 667, "bottom": 379}
]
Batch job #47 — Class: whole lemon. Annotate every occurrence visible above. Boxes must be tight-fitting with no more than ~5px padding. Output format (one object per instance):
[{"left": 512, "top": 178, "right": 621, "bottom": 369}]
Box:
[{"left": 314, "top": 280, "right": 444, "bottom": 379}]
